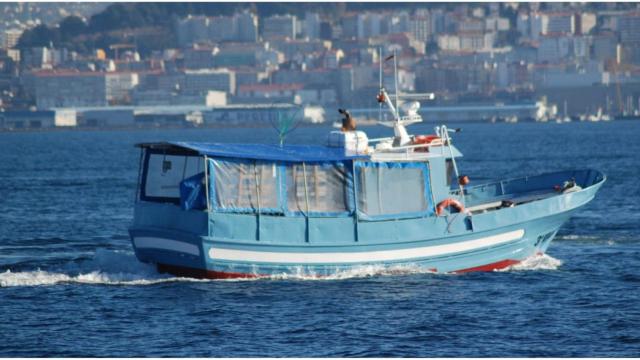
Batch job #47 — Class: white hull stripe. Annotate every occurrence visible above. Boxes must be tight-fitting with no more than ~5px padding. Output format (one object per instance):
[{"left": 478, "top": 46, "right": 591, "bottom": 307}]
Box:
[
  {"left": 208, "top": 229, "right": 525, "bottom": 264},
  {"left": 134, "top": 237, "right": 200, "bottom": 256}
]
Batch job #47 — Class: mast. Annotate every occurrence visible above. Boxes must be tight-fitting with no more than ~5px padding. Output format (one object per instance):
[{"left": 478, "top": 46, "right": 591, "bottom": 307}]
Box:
[
  {"left": 379, "top": 47, "right": 383, "bottom": 123},
  {"left": 393, "top": 49, "right": 400, "bottom": 119}
]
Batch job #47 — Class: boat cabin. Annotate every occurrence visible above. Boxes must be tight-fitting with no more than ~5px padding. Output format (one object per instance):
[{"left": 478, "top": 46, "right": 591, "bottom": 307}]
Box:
[{"left": 134, "top": 139, "right": 462, "bottom": 226}]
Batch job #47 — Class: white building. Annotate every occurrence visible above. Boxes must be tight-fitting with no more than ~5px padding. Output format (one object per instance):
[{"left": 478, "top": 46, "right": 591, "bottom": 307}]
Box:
[
  {"left": 3, "top": 29, "right": 23, "bottom": 49},
  {"left": 530, "top": 13, "right": 543, "bottom": 40},
  {"left": 263, "top": 15, "right": 297, "bottom": 40},
  {"left": 0, "top": 109, "right": 75, "bottom": 129},
  {"left": 579, "top": 13, "right": 597, "bottom": 34},
  {"left": 105, "top": 72, "right": 140, "bottom": 103},
  {"left": 304, "top": 12, "right": 321, "bottom": 39},
  {"left": 176, "top": 15, "right": 209, "bottom": 46},
  {"left": 202, "top": 104, "right": 303, "bottom": 126},
  {"left": 235, "top": 12, "right": 259, "bottom": 42},
  {"left": 176, "top": 12, "right": 258, "bottom": 46},
  {"left": 535, "top": 62, "right": 604, "bottom": 88},
  {"left": 386, "top": 12, "right": 410, "bottom": 34},
  {"left": 537, "top": 35, "right": 571, "bottom": 62},
  {"left": 438, "top": 33, "right": 495, "bottom": 52},
  {"left": 79, "top": 109, "right": 135, "bottom": 127},
  {"left": 357, "top": 13, "right": 384, "bottom": 39},
  {"left": 438, "top": 34, "right": 461, "bottom": 51},
  {"left": 409, "top": 16, "right": 431, "bottom": 42},
  {"left": 485, "top": 17, "right": 510, "bottom": 32},
  {"left": 184, "top": 68, "right": 236, "bottom": 95},
  {"left": 208, "top": 16, "right": 236, "bottom": 42},
  {"left": 618, "top": 13, "right": 640, "bottom": 44},
  {"left": 537, "top": 35, "right": 591, "bottom": 62},
  {"left": 132, "top": 89, "right": 227, "bottom": 107},
  {"left": 541, "top": 12, "right": 575, "bottom": 35},
  {"left": 33, "top": 71, "right": 139, "bottom": 109},
  {"left": 593, "top": 33, "right": 617, "bottom": 61},
  {"left": 517, "top": 12, "right": 531, "bottom": 37}
]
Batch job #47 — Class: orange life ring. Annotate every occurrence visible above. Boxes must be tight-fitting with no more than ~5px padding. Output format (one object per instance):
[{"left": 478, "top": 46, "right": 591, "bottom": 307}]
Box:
[{"left": 436, "top": 198, "right": 466, "bottom": 216}]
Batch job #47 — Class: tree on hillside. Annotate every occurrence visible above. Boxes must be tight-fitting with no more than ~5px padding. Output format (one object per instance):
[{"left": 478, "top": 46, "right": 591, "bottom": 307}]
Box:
[
  {"left": 59, "top": 16, "right": 87, "bottom": 39},
  {"left": 17, "top": 24, "right": 59, "bottom": 48}
]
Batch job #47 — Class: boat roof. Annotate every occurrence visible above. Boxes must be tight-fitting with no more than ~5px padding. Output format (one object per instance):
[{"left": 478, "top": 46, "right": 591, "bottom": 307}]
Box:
[{"left": 136, "top": 141, "right": 370, "bottom": 162}]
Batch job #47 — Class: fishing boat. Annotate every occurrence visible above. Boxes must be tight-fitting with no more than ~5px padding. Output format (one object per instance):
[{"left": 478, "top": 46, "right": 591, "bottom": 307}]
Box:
[{"left": 128, "top": 63, "right": 605, "bottom": 279}]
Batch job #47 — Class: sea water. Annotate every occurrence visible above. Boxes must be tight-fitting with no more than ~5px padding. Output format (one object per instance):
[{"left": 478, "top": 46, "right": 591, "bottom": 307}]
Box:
[{"left": 1, "top": 122, "right": 639, "bottom": 356}]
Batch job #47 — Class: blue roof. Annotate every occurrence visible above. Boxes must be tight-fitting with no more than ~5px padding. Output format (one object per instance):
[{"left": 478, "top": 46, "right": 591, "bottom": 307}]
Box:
[{"left": 169, "top": 142, "right": 369, "bottom": 162}]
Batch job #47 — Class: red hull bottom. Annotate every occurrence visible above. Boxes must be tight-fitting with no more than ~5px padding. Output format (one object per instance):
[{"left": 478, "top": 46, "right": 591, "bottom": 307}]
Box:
[
  {"left": 156, "top": 259, "right": 522, "bottom": 280},
  {"left": 453, "top": 259, "right": 521, "bottom": 273},
  {"left": 157, "top": 263, "right": 260, "bottom": 279}
]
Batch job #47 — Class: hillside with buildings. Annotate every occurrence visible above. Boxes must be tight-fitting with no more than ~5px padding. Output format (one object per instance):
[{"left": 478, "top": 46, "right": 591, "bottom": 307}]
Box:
[{"left": 1, "top": 2, "right": 640, "bottom": 130}]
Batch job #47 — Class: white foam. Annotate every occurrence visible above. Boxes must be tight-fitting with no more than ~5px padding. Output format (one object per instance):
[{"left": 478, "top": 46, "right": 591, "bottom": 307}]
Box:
[
  {"left": 0, "top": 249, "right": 204, "bottom": 287},
  {"left": 0, "top": 250, "right": 439, "bottom": 286},
  {"left": 0, "top": 249, "right": 563, "bottom": 287},
  {"left": 264, "top": 263, "right": 437, "bottom": 281},
  {"left": 499, "top": 253, "right": 563, "bottom": 272},
  {"left": 0, "top": 269, "right": 210, "bottom": 287}
]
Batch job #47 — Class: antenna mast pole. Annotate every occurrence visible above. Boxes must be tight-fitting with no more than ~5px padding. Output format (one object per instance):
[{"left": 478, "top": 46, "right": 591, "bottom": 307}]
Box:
[
  {"left": 393, "top": 49, "right": 399, "bottom": 120},
  {"left": 379, "top": 47, "right": 383, "bottom": 123}
]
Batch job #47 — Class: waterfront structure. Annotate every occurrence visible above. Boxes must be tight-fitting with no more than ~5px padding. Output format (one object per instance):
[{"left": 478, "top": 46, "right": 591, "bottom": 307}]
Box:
[{"left": 0, "top": 109, "right": 76, "bottom": 129}]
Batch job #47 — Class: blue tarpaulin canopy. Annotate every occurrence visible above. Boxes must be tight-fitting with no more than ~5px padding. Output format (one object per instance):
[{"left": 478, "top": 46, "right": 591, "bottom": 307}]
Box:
[{"left": 141, "top": 141, "right": 370, "bottom": 162}]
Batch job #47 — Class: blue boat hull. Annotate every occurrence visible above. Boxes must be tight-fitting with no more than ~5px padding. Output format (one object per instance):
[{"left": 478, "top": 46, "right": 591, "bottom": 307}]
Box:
[{"left": 129, "top": 169, "right": 605, "bottom": 278}]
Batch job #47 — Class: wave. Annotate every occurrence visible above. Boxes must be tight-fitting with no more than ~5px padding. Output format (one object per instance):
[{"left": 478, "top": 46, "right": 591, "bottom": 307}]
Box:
[
  {"left": 1, "top": 249, "right": 563, "bottom": 287},
  {"left": 265, "top": 263, "right": 438, "bottom": 281},
  {"left": 0, "top": 249, "right": 203, "bottom": 287},
  {"left": 499, "top": 253, "right": 563, "bottom": 272},
  {"left": 0, "top": 261, "right": 434, "bottom": 287}
]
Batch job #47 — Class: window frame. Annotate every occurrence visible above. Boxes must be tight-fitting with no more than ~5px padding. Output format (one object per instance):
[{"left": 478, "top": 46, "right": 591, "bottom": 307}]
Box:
[
  {"left": 140, "top": 149, "right": 204, "bottom": 204},
  {"left": 207, "top": 158, "right": 355, "bottom": 217},
  {"left": 208, "top": 157, "right": 285, "bottom": 215},
  {"left": 354, "top": 161, "right": 435, "bottom": 221},
  {"left": 283, "top": 161, "right": 354, "bottom": 218}
]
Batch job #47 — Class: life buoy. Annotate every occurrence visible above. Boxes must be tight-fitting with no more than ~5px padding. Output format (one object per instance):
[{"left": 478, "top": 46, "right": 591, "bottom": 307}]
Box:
[
  {"left": 436, "top": 198, "right": 466, "bottom": 216},
  {"left": 413, "top": 135, "right": 441, "bottom": 152}
]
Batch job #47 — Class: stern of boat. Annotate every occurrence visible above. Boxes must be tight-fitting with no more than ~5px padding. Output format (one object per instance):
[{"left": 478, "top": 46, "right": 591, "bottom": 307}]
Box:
[{"left": 129, "top": 202, "right": 209, "bottom": 275}]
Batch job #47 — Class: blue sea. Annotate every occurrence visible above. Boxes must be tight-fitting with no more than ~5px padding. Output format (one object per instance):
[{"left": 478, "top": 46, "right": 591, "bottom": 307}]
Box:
[{"left": 1, "top": 121, "right": 639, "bottom": 357}]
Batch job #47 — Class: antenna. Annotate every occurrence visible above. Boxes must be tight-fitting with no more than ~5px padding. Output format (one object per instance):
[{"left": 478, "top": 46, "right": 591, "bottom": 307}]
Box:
[
  {"left": 375, "top": 50, "right": 423, "bottom": 146},
  {"left": 393, "top": 49, "right": 399, "bottom": 120},
  {"left": 269, "top": 105, "right": 303, "bottom": 147},
  {"left": 379, "top": 47, "right": 383, "bottom": 123}
]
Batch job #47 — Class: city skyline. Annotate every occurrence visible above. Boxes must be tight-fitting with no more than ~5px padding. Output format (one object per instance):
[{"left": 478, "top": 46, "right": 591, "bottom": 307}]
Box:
[{"left": 1, "top": 2, "right": 640, "bottom": 129}]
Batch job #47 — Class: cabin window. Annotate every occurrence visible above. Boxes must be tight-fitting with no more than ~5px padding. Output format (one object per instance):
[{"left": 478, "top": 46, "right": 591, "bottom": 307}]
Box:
[
  {"left": 286, "top": 162, "right": 351, "bottom": 215},
  {"left": 355, "top": 162, "right": 433, "bottom": 219},
  {"left": 446, "top": 159, "right": 454, "bottom": 187},
  {"left": 142, "top": 152, "right": 203, "bottom": 202},
  {"left": 210, "top": 159, "right": 280, "bottom": 213}
]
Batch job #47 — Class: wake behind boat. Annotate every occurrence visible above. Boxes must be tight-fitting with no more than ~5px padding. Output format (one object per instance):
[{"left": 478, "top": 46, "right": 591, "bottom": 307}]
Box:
[{"left": 128, "top": 58, "right": 605, "bottom": 279}]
